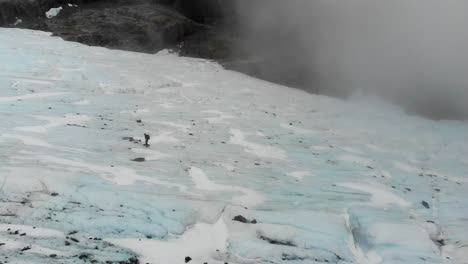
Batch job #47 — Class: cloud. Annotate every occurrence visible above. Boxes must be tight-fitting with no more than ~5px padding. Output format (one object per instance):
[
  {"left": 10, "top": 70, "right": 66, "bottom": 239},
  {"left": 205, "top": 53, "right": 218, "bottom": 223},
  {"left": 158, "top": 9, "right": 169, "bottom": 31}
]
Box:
[{"left": 234, "top": 0, "right": 468, "bottom": 119}]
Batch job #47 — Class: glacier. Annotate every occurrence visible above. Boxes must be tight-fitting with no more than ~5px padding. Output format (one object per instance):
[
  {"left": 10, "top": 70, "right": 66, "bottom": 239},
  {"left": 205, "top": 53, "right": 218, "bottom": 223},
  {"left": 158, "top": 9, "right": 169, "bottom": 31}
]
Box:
[{"left": 0, "top": 28, "right": 467, "bottom": 264}]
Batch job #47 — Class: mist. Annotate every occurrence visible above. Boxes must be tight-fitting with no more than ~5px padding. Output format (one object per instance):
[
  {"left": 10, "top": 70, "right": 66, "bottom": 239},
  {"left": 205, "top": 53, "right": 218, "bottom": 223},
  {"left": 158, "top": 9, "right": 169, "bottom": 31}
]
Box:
[{"left": 234, "top": 0, "right": 468, "bottom": 120}]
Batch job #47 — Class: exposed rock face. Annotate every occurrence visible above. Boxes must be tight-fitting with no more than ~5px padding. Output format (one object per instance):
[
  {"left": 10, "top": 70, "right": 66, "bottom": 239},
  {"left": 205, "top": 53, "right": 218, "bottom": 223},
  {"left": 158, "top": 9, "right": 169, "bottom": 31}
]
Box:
[
  {"left": 45, "top": 1, "right": 200, "bottom": 53},
  {"left": 0, "top": 0, "right": 42, "bottom": 25},
  {"left": 0, "top": 0, "right": 88, "bottom": 26},
  {"left": 163, "top": 0, "right": 233, "bottom": 24},
  {"left": 1, "top": 0, "right": 203, "bottom": 53},
  {"left": 1, "top": 1, "right": 237, "bottom": 62}
]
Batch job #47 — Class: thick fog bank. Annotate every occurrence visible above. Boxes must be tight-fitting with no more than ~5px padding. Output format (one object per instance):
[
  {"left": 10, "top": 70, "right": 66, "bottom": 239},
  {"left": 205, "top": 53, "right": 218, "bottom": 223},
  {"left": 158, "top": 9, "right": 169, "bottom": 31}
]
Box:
[{"left": 235, "top": 0, "right": 468, "bottom": 120}]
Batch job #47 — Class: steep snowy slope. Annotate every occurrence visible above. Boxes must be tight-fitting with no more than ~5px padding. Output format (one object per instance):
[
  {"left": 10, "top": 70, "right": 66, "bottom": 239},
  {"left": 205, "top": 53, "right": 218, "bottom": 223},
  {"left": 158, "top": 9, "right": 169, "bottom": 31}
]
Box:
[{"left": 1, "top": 28, "right": 467, "bottom": 264}]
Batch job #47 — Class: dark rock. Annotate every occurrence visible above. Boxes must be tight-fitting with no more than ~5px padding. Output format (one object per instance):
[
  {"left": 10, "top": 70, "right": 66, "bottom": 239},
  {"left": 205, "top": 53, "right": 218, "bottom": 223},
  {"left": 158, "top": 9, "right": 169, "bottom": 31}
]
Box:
[
  {"left": 69, "top": 237, "right": 79, "bottom": 242},
  {"left": 422, "top": 201, "right": 430, "bottom": 209},
  {"left": 185, "top": 256, "right": 192, "bottom": 263},
  {"left": 20, "top": 246, "right": 31, "bottom": 252},
  {"left": 131, "top": 157, "right": 146, "bottom": 162},
  {"left": 251, "top": 219, "right": 257, "bottom": 224},
  {"left": 47, "top": 0, "right": 200, "bottom": 53},
  {"left": 121, "top": 257, "right": 140, "bottom": 264},
  {"left": 232, "top": 215, "right": 248, "bottom": 223},
  {"left": 51, "top": 192, "right": 59, "bottom": 196},
  {"left": 49, "top": 253, "right": 57, "bottom": 257}
]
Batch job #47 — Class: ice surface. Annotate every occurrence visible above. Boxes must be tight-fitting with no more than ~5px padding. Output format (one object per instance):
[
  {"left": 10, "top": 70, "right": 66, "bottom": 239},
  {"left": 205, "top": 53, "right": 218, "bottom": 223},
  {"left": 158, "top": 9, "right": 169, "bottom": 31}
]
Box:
[{"left": 1, "top": 28, "right": 468, "bottom": 264}]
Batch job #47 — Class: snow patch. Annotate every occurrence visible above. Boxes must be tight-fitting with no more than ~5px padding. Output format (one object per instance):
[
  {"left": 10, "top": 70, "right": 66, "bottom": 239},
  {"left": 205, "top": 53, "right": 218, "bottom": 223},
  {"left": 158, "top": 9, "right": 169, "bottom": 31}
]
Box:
[
  {"left": 150, "top": 121, "right": 190, "bottom": 132},
  {"left": 15, "top": 114, "right": 90, "bottom": 133},
  {"left": 337, "top": 182, "right": 411, "bottom": 208},
  {"left": 189, "top": 166, "right": 265, "bottom": 207},
  {"left": 228, "top": 128, "right": 287, "bottom": 160},
  {"left": 2, "top": 134, "right": 53, "bottom": 148},
  {"left": 202, "top": 110, "right": 235, "bottom": 124},
  {"left": 107, "top": 217, "right": 228, "bottom": 264},
  {"left": 286, "top": 171, "right": 312, "bottom": 180},
  {"left": 45, "top": 7, "right": 63, "bottom": 18},
  {"left": 72, "top": 99, "right": 91, "bottom": 105},
  {"left": 131, "top": 148, "right": 172, "bottom": 161},
  {"left": 30, "top": 155, "right": 187, "bottom": 191}
]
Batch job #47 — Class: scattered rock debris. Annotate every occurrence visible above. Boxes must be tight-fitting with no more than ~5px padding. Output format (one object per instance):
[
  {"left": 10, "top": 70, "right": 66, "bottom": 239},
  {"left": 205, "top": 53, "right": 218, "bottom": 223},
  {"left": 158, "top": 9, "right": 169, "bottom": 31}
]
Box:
[
  {"left": 123, "top": 137, "right": 142, "bottom": 144},
  {"left": 259, "top": 235, "right": 295, "bottom": 246}
]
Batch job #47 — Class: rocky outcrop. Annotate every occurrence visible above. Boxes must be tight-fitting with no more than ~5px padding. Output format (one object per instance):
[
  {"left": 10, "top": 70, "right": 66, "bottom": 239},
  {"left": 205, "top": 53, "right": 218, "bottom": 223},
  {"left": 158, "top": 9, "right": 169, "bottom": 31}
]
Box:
[
  {"left": 45, "top": 1, "right": 201, "bottom": 53},
  {"left": 0, "top": 0, "right": 42, "bottom": 25},
  {"left": 1, "top": 0, "right": 230, "bottom": 53}
]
